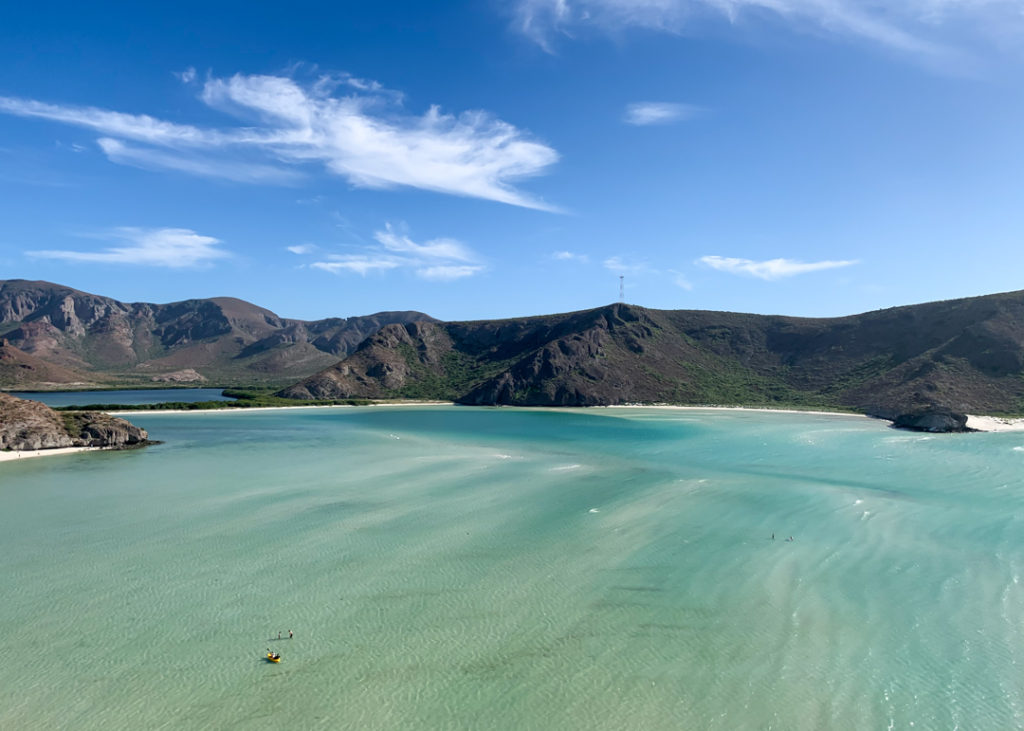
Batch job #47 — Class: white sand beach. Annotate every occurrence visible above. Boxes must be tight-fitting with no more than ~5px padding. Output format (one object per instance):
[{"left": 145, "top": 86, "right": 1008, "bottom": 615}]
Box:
[
  {"left": 0, "top": 446, "right": 104, "bottom": 462},
  {"left": 614, "top": 405, "right": 1024, "bottom": 433},
  {"left": 966, "top": 415, "right": 1024, "bottom": 432},
  {"left": 605, "top": 404, "right": 868, "bottom": 418},
  {"left": 108, "top": 402, "right": 1024, "bottom": 432}
]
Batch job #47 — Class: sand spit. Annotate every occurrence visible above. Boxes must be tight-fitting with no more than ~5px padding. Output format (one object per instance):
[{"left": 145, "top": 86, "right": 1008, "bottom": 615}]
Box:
[{"left": 105, "top": 400, "right": 455, "bottom": 417}]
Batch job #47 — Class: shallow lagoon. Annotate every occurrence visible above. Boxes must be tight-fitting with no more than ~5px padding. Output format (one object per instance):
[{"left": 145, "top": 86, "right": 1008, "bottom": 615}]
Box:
[
  {"left": 3, "top": 406, "right": 1023, "bottom": 729},
  {"left": 9, "top": 388, "right": 233, "bottom": 407}
]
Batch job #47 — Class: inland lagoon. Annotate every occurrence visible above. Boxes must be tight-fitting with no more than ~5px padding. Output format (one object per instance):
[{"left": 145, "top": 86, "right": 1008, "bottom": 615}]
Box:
[
  {"left": 10, "top": 388, "right": 234, "bottom": 408},
  {"left": 3, "top": 406, "right": 1023, "bottom": 729}
]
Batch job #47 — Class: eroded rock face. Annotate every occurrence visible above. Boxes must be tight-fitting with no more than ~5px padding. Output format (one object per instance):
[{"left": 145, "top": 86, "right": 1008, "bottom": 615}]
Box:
[
  {"left": 0, "top": 393, "right": 149, "bottom": 451},
  {"left": 150, "top": 368, "right": 206, "bottom": 383}
]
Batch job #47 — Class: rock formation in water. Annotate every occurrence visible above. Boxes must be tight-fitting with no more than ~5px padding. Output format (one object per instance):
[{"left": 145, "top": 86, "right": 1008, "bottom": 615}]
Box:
[{"left": 0, "top": 393, "right": 150, "bottom": 451}]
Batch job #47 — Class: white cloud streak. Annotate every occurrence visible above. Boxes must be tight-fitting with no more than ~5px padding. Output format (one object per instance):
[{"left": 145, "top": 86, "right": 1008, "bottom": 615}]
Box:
[
  {"left": 417, "top": 265, "right": 484, "bottom": 281},
  {"left": 624, "top": 102, "right": 702, "bottom": 126},
  {"left": 603, "top": 255, "right": 649, "bottom": 274},
  {"left": 698, "top": 255, "right": 857, "bottom": 280},
  {"left": 374, "top": 227, "right": 476, "bottom": 262},
  {"left": 287, "top": 244, "right": 317, "bottom": 254},
  {"left": 310, "top": 223, "right": 484, "bottom": 281},
  {"left": 312, "top": 255, "right": 403, "bottom": 275},
  {"left": 97, "top": 138, "right": 302, "bottom": 184},
  {"left": 0, "top": 72, "right": 560, "bottom": 210},
  {"left": 552, "top": 250, "right": 589, "bottom": 262},
  {"left": 512, "top": 0, "right": 1021, "bottom": 62},
  {"left": 27, "top": 227, "right": 229, "bottom": 268}
]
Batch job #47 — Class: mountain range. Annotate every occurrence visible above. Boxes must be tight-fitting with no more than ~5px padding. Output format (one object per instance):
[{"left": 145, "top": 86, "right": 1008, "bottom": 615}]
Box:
[
  {"left": 0, "top": 279, "right": 432, "bottom": 388},
  {"left": 279, "top": 293, "right": 1024, "bottom": 422},
  {"left": 3, "top": 280, "right": 1023, "bottom": 426}
]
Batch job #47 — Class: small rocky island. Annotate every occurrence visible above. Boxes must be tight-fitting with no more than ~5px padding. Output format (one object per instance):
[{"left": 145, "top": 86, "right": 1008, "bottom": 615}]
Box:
[{"left": 0, "top": 393, "right": 150, "bottom": 452}]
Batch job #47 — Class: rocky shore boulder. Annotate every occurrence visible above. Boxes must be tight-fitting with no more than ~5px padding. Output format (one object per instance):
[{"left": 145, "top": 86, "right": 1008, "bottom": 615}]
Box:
[
  {"left": 0, "top": 393, "right": 150, "bottom": 451},
  {"left": 891, "top": 407, "right": 971, "bottom": 433}
]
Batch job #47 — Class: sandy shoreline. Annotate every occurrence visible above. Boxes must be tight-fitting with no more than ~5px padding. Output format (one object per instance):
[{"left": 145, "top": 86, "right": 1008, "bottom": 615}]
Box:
[
  {"left": 614, "top": 405, "right": 1024, "bottom": 432},
  {"left": 0, "top": 446, "right": 105, "bottom": 462},
  {"left": 99, "top": 402, "right": 1024, "bottom": 432},
  {"left": 4, "top": 405, "right": 1020, "bottom": 464},
  {"left": 605, "top": 404, "right": 868, "bottom": 418},
  {"left": 965, "top": 415, "right": 1024, "bottom": 433}
]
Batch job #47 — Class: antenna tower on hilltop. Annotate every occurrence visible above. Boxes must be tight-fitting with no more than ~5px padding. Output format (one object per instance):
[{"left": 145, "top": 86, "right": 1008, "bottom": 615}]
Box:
[{"left": 619, "top": 275, "right": 624, "bottom": 303}]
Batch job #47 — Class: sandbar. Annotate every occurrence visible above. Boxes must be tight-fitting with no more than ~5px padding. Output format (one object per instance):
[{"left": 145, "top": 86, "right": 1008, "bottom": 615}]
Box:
[{"left": 105, "top": 400, "right": 455, "bottom": 416}]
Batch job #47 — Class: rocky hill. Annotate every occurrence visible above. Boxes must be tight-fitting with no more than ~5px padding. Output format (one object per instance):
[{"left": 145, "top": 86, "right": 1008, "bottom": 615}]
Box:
[
  {"left": 278, "top": 291, "right": 1024, "bottom": 424},
  {"left": 0, "top": 280, "right": 433, "bottom": 388},
  {"left": 0, "top": 393, "right": 149, "bottom": 451},
  {"left": 0, "top": 338, "right": 95, "bottom": 388}
]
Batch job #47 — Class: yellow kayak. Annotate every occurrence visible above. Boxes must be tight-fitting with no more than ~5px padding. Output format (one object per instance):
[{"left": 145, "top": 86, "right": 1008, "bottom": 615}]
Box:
[{"left": 266, "top": 652, "right": 281, "bottom": 663}]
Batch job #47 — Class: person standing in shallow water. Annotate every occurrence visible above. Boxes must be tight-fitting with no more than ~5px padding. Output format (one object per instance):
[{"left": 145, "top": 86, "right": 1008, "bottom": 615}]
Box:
[{"left": 289, "top": 630, "right": 293, "bottom": 639}]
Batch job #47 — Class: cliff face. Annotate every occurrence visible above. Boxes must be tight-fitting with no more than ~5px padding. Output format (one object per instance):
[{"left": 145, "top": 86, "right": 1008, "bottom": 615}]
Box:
[
  {"left": 0, "top": 280, "right": 434, "bottom": 387},
  {"left": 0, "top": 393, "right": 149, "bottom": 451},
  {"left": 278, "top": 293, "right": 1024, "bottom": 421}
]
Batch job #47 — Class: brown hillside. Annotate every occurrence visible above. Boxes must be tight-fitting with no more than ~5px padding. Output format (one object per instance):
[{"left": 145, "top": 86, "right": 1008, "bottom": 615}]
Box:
[
  {"left": 0, "top": 279, "right": 435, "bottom": 387},
  {"left": 278, "top": 292, "right": 1024, "bottom": 420}
]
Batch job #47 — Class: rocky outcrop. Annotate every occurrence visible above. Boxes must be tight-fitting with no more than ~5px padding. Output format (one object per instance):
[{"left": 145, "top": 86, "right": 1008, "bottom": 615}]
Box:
[
  {"left": 891, "top": 408, "right": 971, "bottom": 433},
  {"left": 59, "top": 410, "right": 152, "bottom": 447},
  {"left": 149, "top": 368, "right": 206, "bottom": 383},
  {"left": 0, "top": 393, "right": 149, "bottom": 451}
]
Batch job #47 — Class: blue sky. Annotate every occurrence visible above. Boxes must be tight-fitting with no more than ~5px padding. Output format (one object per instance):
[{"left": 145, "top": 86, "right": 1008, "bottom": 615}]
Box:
[{"left": 2, "top": 1, "right": 1023, "bottom": 322}]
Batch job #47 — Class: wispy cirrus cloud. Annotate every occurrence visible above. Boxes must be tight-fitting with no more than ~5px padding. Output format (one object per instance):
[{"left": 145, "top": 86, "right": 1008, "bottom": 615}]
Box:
[
  {"left": 624, "top": 102, "right": 702, "bottom": 126},
  {"left": 27, "top": 227, "right": 229, "bottom": 268},
  {"left": 417, "top": 265, "right": 484, "bottom": 281},
  {"left": 552, "top": 250, "right": 589, "bottom": 262},
  {"left": 670, "top": 270, "right": 693, "bottom": 290},
  {"left": 312, "top": 254, "right": 403, "bottom": 276},
  {"left": 603, "top": 255, "right": 650, "bottom": 275},
  {"left": 511, "top": 0, "right": 1021, "bottom": 63},
  {"left": 698, "top": 255, "right": 857, "bottom": 280},
  {"left": 97, "top": 137, "right": 303, "bottom": 184},
  {"left": 0, "top": 70, "right": 560, "bottom": 210},
  {"left": 287, "top": 244, "right": 317, "bottom": 255},
  {"left": 310, "top": 223, "right": 485, "bottom": 281}
]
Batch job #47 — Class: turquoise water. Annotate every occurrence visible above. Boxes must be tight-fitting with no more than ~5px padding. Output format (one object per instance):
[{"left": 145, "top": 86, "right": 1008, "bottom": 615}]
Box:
[
  {"left": 9, "top": 388, "right": 233, "bottom": 407},
  {"left": 3, "top": 406, "right": 1024, "bottom": 729}
]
